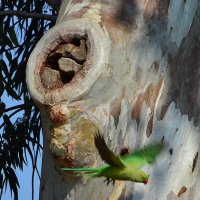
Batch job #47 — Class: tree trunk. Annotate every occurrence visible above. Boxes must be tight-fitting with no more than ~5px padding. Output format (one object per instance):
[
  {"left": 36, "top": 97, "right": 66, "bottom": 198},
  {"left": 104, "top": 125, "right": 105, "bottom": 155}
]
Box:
[{"left": 26, "top": 0, "right": 200, "bottom": 199}]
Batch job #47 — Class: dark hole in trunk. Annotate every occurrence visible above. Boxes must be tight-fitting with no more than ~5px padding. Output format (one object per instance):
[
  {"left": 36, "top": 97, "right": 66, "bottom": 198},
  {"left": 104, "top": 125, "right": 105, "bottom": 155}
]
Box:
[
  {"left": 46, "top": 53, "right": 62, "bottom": 70},
  {"left": 60, "top": 70, "right": 75, "bottom": 84},
  {"left": 71, "top": 38, "right": 81, "bottom": 46},
  {"left": 40, "top": 36, "right": 87, "bottom": 89}
]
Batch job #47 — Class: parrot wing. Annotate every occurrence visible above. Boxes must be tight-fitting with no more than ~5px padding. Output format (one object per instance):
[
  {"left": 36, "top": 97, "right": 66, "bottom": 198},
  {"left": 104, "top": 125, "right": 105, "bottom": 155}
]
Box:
[
  {"left": 94, "top": 132, "right": 125, "bottom": 168},
  {"left": 122, "top": 142, "right": 163, "bottom": 169}
]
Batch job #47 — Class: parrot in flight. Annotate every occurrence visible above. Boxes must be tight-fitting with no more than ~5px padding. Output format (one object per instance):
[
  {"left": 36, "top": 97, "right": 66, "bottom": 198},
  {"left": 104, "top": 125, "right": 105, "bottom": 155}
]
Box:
[{"left": 62, "top": 132, "right": 163, "bottom": 185}]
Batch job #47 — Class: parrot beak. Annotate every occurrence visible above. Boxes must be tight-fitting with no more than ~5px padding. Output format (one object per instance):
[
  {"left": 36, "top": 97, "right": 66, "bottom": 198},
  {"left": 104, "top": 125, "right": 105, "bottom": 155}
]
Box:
[{"left": 143, "top": 179, "right": 148, "bottom": 185}]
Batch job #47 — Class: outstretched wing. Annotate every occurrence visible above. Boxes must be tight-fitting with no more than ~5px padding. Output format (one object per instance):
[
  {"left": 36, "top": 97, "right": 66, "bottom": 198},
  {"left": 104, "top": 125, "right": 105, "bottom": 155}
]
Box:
[
  {"left": 94, "top": 132, "right": 125, "bottom": 168},
  {"left": 122, "top": 142, "right": 163, "bottom": 169}
]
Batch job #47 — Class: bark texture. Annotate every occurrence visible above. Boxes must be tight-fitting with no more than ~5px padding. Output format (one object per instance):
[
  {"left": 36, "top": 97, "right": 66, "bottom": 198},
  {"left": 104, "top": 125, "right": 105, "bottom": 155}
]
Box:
[{"left": 26, "top": 0, "right": 200, "bottom": 199}]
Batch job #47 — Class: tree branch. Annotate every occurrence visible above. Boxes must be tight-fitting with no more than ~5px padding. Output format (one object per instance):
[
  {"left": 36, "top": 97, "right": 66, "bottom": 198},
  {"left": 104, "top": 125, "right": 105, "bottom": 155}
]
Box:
[
  {"left": 0, "top": 10, "right": 57, "bottom": 21},
  {"left": 44, "top": 0, "right": 61, "bottom": 12},
  {"left": 4, "top": 104, "right": 26, "bottom": 113}
]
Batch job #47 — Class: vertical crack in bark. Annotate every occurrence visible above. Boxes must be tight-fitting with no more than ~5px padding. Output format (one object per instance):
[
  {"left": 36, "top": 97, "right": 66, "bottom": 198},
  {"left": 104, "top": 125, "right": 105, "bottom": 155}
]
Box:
[{"left": 40, "top": 37, "right": 87, "bottom": 90}]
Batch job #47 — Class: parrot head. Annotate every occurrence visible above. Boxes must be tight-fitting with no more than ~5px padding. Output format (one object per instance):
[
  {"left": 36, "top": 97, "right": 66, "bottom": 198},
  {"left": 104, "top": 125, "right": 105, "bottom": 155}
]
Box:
[
  {"left": 142, "top": 173, "right": 149, "bottom": 185},
  {"left": 143, "top": 178, "right": 148, "bottom": 185},
  {"left": 131, "top": 171, "right": 149, "bottom": 185}
]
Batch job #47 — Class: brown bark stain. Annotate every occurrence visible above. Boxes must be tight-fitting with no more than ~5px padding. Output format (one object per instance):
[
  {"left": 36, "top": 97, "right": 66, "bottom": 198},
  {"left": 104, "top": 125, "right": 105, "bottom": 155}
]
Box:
[
  {"left": 110, "top": 97, "right": 122, "bottom": 128},
  {"left": 169, "top": 185, "right": 196, "bottom": 200},
  {"left": 177, "top": 186, "right": 187, "bottom": 197},
  {"left": 110, "top": 87, "right": 125, "bottom": 128},
  {"left": 143, "top": 0, "right": 170, "bottom": 22},
  {"left": 49, "top": 105, "right": 69, "bottom": 123},
  {"left": 131, "top": 76, "right": 163, "bottom": 137},
  {"left": 146, "top": 114, "right": 154, "bottom": 137},
  {"left": 166, "top": 15, "right": 200, "bottom": 125},
  {"left": 192, "top": 152, "right": 198, "bottom": 173},
  {"left": 160, "top": 104, "right": 170, "bottom": 120}
]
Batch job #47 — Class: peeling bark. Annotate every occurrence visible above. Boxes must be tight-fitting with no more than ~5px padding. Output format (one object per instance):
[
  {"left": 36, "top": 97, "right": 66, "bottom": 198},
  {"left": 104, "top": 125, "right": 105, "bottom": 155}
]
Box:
[{"left": 26, "top": 0, "right": 200, "bottom": 199}]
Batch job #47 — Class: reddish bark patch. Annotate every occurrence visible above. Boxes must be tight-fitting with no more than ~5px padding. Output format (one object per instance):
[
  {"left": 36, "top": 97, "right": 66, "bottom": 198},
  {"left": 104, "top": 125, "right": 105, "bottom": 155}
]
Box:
[
  {"left": 160, "top": 104, "right": 170, "bottom": 120},
  {"left": 49, "top": 105, "right": 69, "bottom": 123},
  {"left": 146, "top": 114, "right": 154, "bottom": 137},
  {"left": 177, "top": 186, "right": 187, "bottom": 197},
  {"left": 131, "top": 76, "right": 163, "bottom": 137},
  {"left": 65, "top": 138, "right": 76, "bottom": 167},
  {"left": 110, "top": 98, "right": 122, "bottom": 128},
  {"left": 110, "top": 88, "right": 125, "bottom": 128}
]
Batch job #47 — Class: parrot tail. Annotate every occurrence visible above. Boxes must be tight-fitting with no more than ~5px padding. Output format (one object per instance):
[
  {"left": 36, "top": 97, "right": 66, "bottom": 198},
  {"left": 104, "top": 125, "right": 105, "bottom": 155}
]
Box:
[{"left": 61, "top": 167, "right": 106, "bottom": 178}]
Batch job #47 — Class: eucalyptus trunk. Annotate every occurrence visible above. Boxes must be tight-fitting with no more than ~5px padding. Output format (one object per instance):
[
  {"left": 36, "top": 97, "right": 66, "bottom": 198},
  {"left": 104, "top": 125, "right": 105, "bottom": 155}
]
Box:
[{"left": 26, "top": 0, "right": 200, "bottom": 199}]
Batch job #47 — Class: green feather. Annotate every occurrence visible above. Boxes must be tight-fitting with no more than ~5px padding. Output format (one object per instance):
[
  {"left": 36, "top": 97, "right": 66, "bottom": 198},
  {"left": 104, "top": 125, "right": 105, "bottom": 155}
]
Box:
[
  {"left": 122, "top": 142, "right": 163, "bottom": 168},
  {"left": 61, "top": 132, "right": 163, "bottom": 184}
]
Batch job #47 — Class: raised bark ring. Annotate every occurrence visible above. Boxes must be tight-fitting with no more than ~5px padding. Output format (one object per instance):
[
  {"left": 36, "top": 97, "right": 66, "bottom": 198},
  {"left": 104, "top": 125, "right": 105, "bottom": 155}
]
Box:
[{"left": 26, "top": 18, "right": 110, "bottom": 105}]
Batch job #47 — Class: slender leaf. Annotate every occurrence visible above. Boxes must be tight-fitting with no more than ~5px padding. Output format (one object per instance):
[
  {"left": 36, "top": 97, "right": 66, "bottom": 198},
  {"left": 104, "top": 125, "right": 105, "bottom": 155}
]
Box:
[
  {"left": 8, "top": 26, "right": 19, "bottom": 46},
  {"left": 4, "top": 36, "right": 13, "bottom": 48}
]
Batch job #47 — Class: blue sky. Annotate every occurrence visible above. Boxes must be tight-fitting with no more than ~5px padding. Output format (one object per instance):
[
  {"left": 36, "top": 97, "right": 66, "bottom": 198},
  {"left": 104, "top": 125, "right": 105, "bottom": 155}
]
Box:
[
  {"left": 2, "top": 153, "right": 42, "bottom": 200},
  {"left": 1, "top": 95, "right": 42, "bottom": 200}
]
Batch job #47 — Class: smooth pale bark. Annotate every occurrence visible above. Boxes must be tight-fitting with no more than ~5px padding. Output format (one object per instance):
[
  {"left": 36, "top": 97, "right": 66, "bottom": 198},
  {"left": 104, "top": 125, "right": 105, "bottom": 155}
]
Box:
[{"left": 26, "top": 0, "right": 200, "bottom": 199}]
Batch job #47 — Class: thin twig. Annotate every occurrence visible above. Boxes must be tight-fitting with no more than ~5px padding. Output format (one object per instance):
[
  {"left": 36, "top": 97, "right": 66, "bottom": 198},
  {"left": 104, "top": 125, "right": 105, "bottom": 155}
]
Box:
[
  {"left": 36, "top": 166, "right": 41, "bottom": 180},
  {"left": 0, "top": 10, "right": 57, "bottom": 21},
  {"left": 4, "top": 104, "right": 27, "bottom": 112}
]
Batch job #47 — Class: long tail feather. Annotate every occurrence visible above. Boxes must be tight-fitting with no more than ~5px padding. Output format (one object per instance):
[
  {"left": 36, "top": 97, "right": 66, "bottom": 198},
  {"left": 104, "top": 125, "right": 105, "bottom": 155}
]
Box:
[
  {"left": 61, "top": 167, "right": 102, "bottom": 178},
  {"left": 62, "top": 167, "right": 99, "bottom": 172}
]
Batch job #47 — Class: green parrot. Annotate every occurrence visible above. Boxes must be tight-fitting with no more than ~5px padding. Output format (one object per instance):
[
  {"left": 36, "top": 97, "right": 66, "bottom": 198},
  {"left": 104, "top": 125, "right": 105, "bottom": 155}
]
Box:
[{"left": 62, "top": 132, "right": 163, "bottom": 185}]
